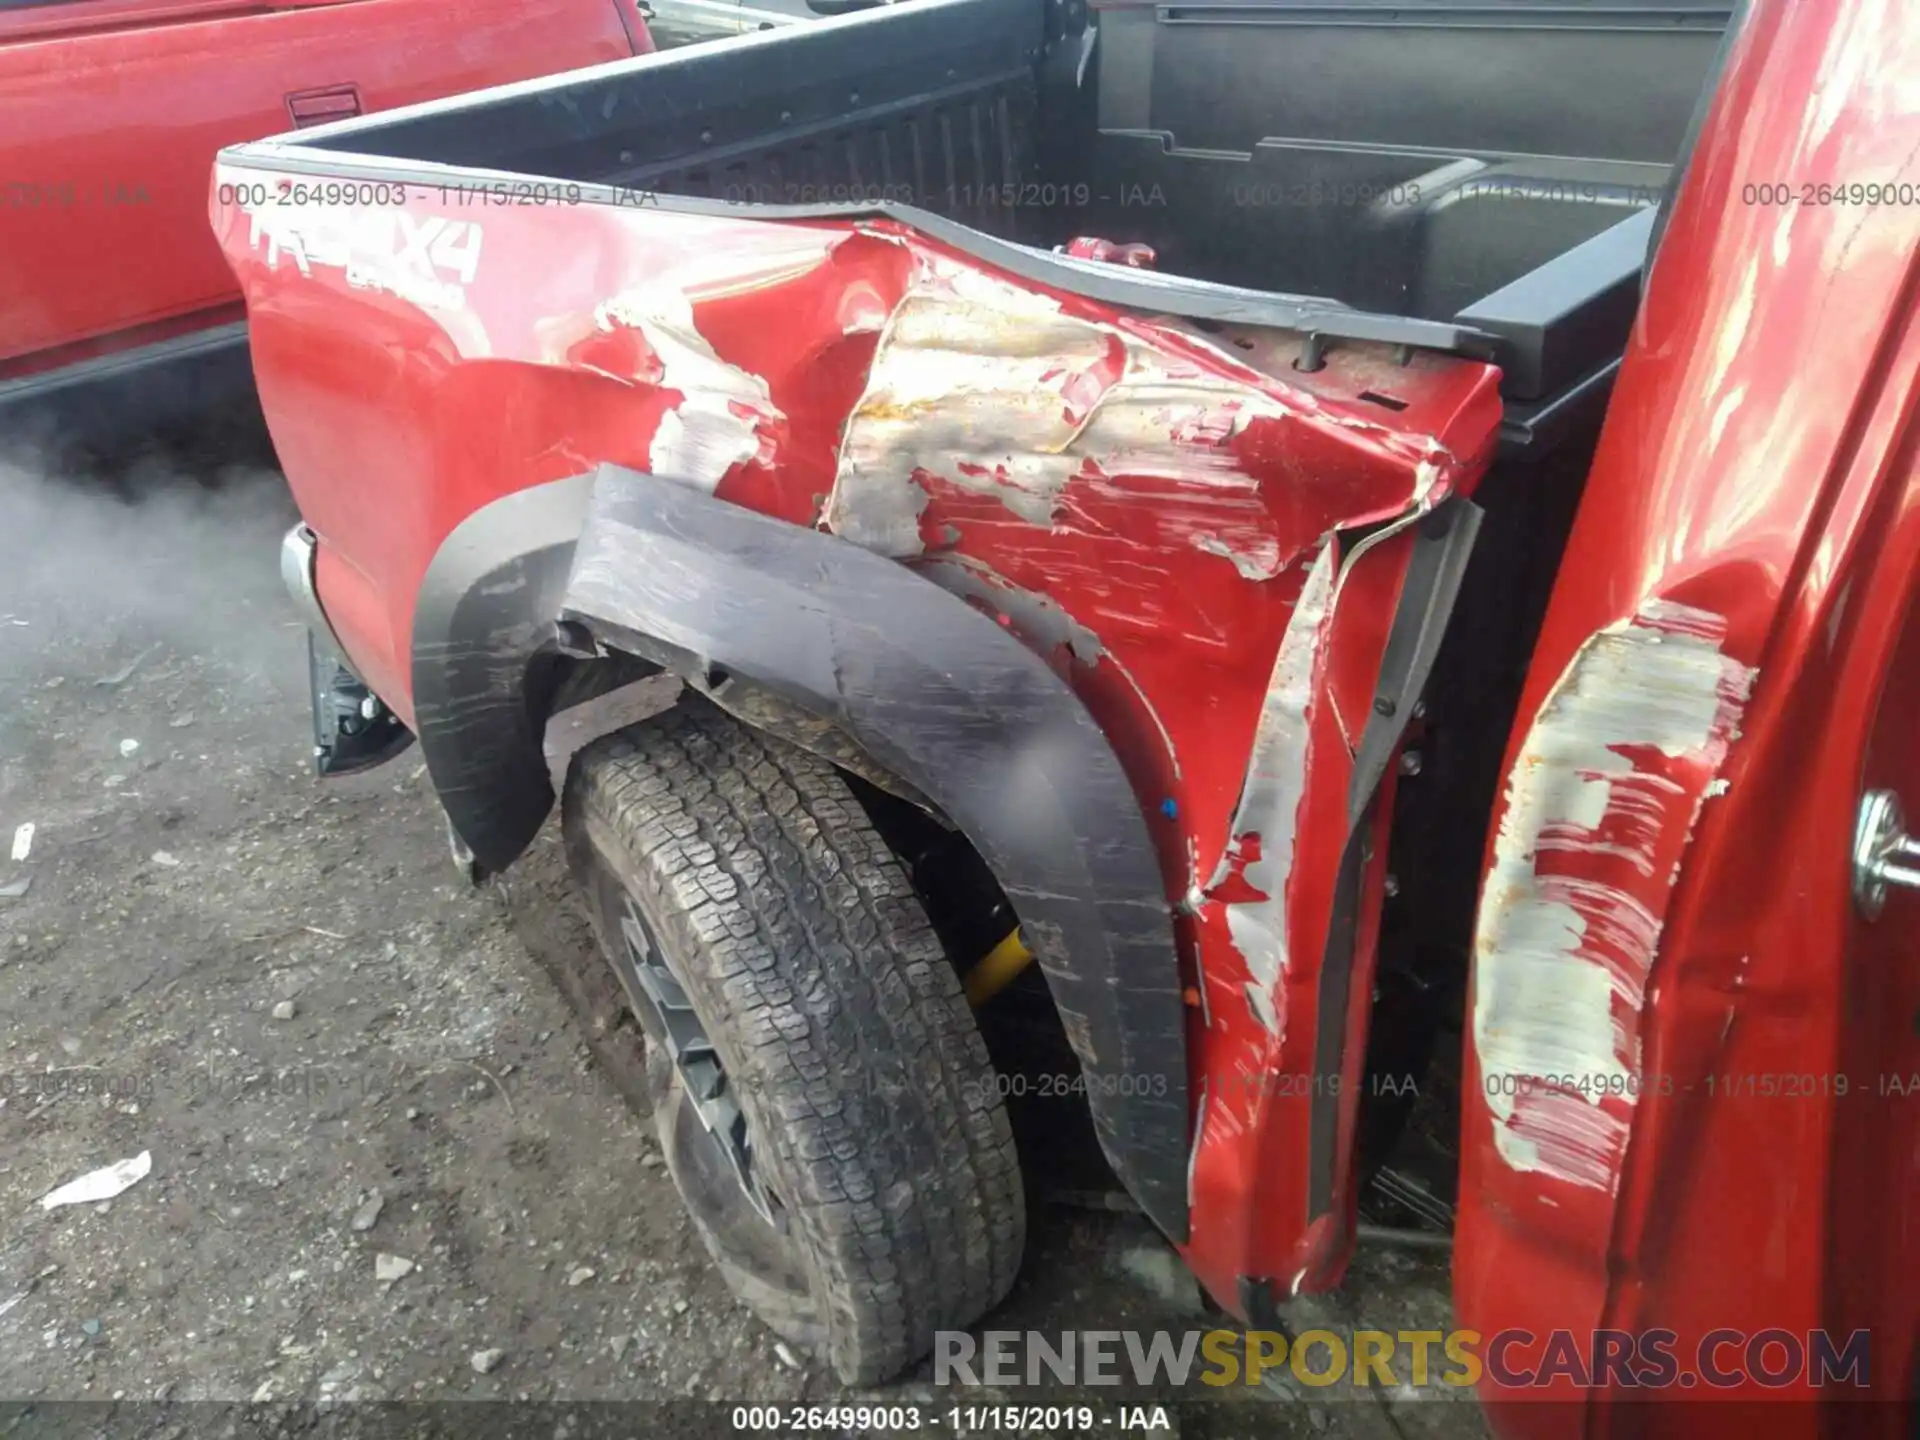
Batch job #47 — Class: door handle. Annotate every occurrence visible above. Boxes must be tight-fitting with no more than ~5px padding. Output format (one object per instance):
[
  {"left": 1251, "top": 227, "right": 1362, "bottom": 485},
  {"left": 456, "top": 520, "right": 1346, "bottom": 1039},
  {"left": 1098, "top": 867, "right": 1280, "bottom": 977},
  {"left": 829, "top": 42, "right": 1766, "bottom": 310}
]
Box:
[
  {"left": 286, "top": 84, "right": 362, "bottom": 129},
  {"left": 1853, "top": 790, "right": 1920, "bottom": 920}
]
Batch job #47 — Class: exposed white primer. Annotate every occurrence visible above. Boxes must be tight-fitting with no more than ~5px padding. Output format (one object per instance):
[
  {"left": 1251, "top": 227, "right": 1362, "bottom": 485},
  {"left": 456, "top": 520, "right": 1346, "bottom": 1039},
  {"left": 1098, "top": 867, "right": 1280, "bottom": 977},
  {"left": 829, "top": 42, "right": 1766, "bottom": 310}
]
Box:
[
  {"left": 1414, "top": 458, "right": 1445, "bottom": 505},
  {"left": 827, "top": 264, "right": 1293, "bottom": 558},
  {"left": 1194, "top": 532, "right": 1285, "bottom": 581},
  {"left": 1186, "top": 1087, "right": 1211, "bottom": 1209},
  {"left": 1473, "top": 600, "right": 1756, "bottom": 1190},
  {"left": 594, "top": 288, "right": 783, "bottom": 493},
  {"left": 1209, "top": 546, "right": 1336, "bottom": 1033}
]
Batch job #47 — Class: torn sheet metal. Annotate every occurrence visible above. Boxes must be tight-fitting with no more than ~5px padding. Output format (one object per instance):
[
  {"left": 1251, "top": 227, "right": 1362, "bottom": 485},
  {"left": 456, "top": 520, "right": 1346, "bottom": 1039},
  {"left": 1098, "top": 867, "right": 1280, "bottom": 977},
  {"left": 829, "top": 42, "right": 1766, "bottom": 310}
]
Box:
[
  {"left": 1472, "top": 599, "right": 1757, "bottom": 1192},
  {"left": 594, "top": 287, "right": 783, "bottom": 492},
  {"left": 1207, "top": 545, "right": 1336, "bottom": 1034},
  {"left": 212, "top": 180, "right": 1511, "bottom": 1317},
  {"left": 826, "top": 263, "right": 1293, "bottom": 571}
]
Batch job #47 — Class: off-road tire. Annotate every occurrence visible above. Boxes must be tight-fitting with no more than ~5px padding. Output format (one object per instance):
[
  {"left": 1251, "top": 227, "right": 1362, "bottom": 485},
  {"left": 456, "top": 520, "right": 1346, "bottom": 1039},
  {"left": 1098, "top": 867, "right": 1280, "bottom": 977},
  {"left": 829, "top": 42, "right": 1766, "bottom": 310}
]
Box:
[{"left": 561, "top": 697, "right": 1026, "bottom": 1384}]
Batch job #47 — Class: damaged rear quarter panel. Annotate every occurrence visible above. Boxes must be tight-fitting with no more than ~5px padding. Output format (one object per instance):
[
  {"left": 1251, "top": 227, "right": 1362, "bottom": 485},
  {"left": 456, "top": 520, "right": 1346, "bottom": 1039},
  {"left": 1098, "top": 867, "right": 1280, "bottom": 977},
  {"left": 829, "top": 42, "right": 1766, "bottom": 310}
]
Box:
[
  {"left": 818, "top": 245, "right": 1505, "bottom": 1297},
  {"left": 820, "top": 248, "right": 1500, "bottom": 896},
  {"left": 211, "top": 179, "right": 1507, "bottom": 1302}
]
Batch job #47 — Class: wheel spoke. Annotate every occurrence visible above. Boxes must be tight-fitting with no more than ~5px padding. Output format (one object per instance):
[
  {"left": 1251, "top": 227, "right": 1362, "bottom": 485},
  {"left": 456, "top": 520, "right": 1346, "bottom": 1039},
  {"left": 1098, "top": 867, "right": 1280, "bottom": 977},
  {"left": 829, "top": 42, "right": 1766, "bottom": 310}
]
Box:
[{"left": 604, "top": 881, "right": 777, "bottom": 1227}]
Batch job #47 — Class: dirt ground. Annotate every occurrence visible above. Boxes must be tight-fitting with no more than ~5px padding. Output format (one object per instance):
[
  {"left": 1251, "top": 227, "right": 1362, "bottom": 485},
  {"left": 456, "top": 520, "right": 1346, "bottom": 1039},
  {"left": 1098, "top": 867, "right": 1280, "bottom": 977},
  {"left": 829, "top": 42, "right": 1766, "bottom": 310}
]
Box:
[{"left": 0, "top": 429, "right": 1484, "bottom": 1440}]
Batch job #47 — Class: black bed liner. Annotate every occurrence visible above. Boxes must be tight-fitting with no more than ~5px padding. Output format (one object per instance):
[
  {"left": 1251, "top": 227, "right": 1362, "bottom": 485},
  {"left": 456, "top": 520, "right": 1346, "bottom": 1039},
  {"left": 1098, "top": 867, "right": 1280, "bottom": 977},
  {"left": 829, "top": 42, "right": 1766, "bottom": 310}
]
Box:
[{"left": 223, "top": 0, "right": 1733, "bottom": 437}]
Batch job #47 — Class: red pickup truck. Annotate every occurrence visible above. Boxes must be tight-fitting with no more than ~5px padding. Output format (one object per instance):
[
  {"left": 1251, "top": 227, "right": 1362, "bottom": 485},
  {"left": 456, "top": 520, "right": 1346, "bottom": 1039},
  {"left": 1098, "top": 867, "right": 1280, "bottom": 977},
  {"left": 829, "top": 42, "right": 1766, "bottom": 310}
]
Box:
[
  {"left": 212, "top": 0, "right": 1919, "bottom": 1431},
  {"left": 0, "top": 0, "right": 649, "bottom": 440}
]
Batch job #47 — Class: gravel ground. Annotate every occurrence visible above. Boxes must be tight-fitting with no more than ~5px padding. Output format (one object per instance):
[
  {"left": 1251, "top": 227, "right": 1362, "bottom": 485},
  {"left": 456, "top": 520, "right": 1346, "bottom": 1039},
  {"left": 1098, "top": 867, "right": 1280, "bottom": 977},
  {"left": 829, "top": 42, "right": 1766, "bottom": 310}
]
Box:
[{"left": 0, "top": 429, "right": 1482, "bottom": 1440}]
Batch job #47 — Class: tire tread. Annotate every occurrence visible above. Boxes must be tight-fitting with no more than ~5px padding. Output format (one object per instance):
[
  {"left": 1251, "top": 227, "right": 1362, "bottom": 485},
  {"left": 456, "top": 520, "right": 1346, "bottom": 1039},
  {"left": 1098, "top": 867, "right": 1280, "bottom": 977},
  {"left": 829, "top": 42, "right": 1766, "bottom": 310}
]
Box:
[{"left": 564, "top": 699, "right": 1024, "bottom": 1383}]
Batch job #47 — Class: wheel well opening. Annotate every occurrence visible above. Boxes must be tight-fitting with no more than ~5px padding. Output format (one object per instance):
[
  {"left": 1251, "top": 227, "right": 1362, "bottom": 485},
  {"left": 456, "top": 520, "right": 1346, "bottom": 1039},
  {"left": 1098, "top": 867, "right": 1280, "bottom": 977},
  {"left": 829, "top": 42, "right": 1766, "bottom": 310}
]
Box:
[{"left": 843, "top": 771, "right": 1132, "bottom": 1212}]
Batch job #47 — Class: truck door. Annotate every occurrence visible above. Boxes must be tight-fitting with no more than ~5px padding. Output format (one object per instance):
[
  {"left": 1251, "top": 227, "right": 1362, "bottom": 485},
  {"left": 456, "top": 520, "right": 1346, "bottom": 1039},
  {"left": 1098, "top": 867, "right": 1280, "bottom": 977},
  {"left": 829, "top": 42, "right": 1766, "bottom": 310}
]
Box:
[
  {"left": 1829, "top": 591, "right": 1920, "bottom": 1423},
  {"left": 0, "top": 0, "right": 636, "bottom": 378}
]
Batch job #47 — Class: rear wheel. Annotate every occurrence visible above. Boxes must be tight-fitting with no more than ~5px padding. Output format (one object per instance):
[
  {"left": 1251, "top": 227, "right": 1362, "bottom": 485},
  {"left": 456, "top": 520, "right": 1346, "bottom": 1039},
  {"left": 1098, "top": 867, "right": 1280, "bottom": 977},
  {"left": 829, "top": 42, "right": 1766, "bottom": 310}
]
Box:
[{"left": 561, "top": 698, "right": 1026, "bottom": 1383}]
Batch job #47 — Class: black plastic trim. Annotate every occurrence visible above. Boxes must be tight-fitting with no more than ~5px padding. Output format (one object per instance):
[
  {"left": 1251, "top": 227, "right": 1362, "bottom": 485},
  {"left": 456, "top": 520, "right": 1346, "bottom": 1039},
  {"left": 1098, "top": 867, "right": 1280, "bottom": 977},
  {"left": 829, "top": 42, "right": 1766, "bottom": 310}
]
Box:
[
  {"left": 410, "top": 473, "right": 596, "bottom": 876},
  {"left": 0, "top": 320, "right": 257, "bottom": 443},
  {"left": 1306, "top": 499, "right": 1482, "bottom": 1219},
  {"left": 1497, "top": 357, "right": 1619, "bottom": 456},
  {"left": 1457, "top": 209, "right": 1653, "bottom": 400},
  {"left": 557, "top": 464, "right": 1192, "bottom": 1239},
  {"left": 1645, "top": 0, "right": 1751, "bottom": 283},
  {"left": 1151, "top": 1, "right": 1728, "bottom": 27}
]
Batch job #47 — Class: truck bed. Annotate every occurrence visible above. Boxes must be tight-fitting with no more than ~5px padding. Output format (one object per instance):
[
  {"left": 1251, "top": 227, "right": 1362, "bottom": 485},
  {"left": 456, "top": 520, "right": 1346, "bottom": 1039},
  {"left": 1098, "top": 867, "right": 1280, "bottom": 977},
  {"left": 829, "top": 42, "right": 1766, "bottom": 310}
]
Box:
[{"left": 233, "top": 0, "right": 1731, "bottom": 431}]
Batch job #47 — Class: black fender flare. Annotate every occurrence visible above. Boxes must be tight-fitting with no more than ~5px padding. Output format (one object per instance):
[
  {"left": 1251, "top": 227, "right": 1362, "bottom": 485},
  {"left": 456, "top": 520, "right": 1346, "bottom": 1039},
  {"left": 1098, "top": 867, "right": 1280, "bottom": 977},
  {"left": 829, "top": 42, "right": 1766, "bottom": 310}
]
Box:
[
  {"left": 413, "top": 465, "right": 1191, "bottom": 1239},
  {"left": 411, "top": 472, "right": 596, "bottom": 878}
]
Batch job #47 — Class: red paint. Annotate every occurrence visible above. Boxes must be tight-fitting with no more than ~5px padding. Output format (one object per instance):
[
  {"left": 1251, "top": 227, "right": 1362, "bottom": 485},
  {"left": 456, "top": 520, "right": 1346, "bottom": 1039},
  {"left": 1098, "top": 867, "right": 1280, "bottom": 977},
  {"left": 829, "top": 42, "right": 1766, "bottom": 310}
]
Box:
[
  {"left": 1459, "top": 0, "right": 1920, "bottom": 1431},
  {"left": 1060, "top": 236, "right": 1159, "bottom": 269},
  {"left": 0, "top": 0, "right": 644, "bottom": 383},
  {"left": 210, "top": 183, "right": 1504, "bottom": 1312},
  {"left": 211, "top": 1, "right": 1920, "bottom": 1423}
]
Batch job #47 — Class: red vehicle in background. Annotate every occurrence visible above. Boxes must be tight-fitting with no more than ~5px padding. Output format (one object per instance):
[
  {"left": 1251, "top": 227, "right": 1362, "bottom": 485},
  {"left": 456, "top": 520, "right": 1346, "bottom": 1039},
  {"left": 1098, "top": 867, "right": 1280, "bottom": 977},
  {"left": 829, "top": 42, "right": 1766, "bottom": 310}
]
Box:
[
  {"left": 211, "top": 0, "right": 1919, "bottom": 1432},
  {"left": 0, "top": 0, "right": 649, "bottom": 438}
]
